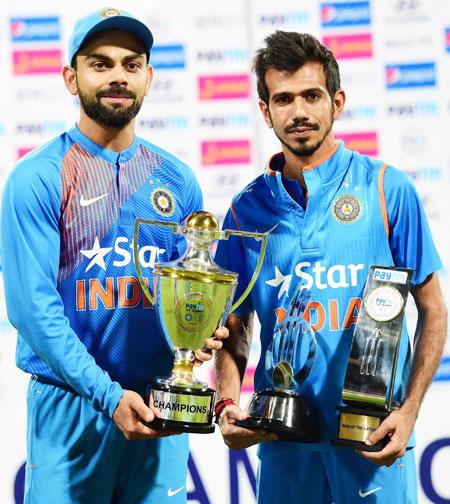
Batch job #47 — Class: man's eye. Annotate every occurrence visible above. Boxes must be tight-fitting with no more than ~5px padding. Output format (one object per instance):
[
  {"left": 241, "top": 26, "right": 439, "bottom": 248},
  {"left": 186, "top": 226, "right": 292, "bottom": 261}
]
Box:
[
  {"left": 307, "top": 93, "right": 320, "bottom": 102},
  {"left": 126, "top": 63, "right": 140, "bottom": 71},
  {"left": 275, "top": 96, "right": 290, "bottom": 104},
  {"left": 92, "top": 62, "right": 106, "bottom": 70}
]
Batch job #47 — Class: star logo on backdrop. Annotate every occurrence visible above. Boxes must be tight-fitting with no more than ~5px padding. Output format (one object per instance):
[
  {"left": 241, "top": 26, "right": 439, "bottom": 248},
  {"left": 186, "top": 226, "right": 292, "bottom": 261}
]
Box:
[
  {"left": 80, "top": 237, "right": 112, "bottom": 272},
  {"left": 265, "top": 266, "right": 292, "bottom": 299}
]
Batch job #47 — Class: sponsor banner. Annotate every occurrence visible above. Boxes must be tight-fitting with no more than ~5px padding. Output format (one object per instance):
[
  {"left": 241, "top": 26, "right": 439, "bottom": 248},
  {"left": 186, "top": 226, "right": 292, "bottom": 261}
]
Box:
[
  {"left": 322, "top": 33, "right": 372, "bottom": 59},
  {"left": 341, "top": 105, "right": 377, "bottom": 121},
  {"left": 199, "top": 113, "right": 250, "bottom": 128},
  {"left": 196, "top": 48, "right": 248, "bottom": 63},
  {"left": 335, "top": 132, "right": 378, "bottom": 156},
  {"left": 385, "top": 63, "right": 436, "bottom": 90},
  {"left": 150, "top": 45, "right": 185, "bottom": 70},
  {"left": 201, "top": 140, "right": 251, "bottom": 165},
  {"left": 259, "top": 11, "right": 310, "bottom": 26},
  {"left": 387, "top": 101, "right": 439, "bottom": 117},
  {"left": 17, "top": 147, "right": 35, "bottom": 159},
  {"left": 321, "top": 1, "right": 371, "bottom": 28},
  {"left": 198, "top": 74, "right": 250, "bottom": 100},
  {"left": 434, "top": 356, "right": 450, "bottom": 382},
  {"left": 138, "top": 116, "right": 189, "bottom": 131},
  {"left": 241, "top": 366, "right": 256, "bottom": 394},
  {"left": 10, "top": 17, "right": 60, "bottom": 42},
  {"left": 446, "top": 28, "right": 450, "bottom": 53},
  {"left": 12, "top": 49, "right": 62, "bottom": 75}
]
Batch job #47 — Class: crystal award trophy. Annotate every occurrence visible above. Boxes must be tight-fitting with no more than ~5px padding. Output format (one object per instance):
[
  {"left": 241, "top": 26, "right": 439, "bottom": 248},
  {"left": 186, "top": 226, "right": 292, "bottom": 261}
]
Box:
[
  {"left": 238, "top": 283, "right": 318, "bottom": 442},
  {"left": 334, "top": 265, "right": 413, "bottom": 451},
  {"left": 133, "top": 211, "right": 269, "bottom": 433}
]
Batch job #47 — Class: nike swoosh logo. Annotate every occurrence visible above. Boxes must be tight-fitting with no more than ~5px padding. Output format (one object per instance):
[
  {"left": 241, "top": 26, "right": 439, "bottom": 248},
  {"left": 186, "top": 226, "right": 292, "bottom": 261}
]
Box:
[
  {"left": 359, "top": 486, "right": 382, "bottom": 498},
  {"left": 167, "top": 486, "right": 185, "bottom": 497},
  {"left": 80, "top": 193, "right": 109, "bottom": 207}
]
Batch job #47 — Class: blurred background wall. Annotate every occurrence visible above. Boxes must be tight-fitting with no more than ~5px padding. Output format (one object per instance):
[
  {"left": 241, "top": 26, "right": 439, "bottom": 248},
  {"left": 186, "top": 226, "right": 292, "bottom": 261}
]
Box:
[{"left": 0, "top": 1, "right": 449, "bottom": 502}]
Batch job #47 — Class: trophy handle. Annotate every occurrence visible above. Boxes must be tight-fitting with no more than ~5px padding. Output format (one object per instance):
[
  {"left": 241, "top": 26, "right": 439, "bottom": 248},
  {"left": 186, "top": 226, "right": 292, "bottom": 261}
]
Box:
[
  {"left": 133, "top": 219, "right": 178, "bottom": 306},
  {"left": 223, "top": 229, "right": 269, "bottom": 313}
]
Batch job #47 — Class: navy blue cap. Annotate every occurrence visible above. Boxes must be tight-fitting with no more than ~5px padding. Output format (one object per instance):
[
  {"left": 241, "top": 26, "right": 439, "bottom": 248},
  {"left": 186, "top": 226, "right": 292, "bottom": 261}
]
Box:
[{"left": 68, "top": 7, "right": 153, "bottom": 65}]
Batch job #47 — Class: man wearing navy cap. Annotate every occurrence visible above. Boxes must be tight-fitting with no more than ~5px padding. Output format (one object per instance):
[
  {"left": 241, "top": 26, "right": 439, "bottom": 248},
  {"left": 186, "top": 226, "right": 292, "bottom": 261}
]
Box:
[{"left": 1, "top": 7, "right": 227, "bottom": 503}]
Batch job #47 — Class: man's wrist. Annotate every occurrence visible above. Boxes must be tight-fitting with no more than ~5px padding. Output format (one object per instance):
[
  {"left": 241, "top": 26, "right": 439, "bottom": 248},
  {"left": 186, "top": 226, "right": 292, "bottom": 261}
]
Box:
[{"left": 214, "top": 397, "right": 237, "bottom": 424}]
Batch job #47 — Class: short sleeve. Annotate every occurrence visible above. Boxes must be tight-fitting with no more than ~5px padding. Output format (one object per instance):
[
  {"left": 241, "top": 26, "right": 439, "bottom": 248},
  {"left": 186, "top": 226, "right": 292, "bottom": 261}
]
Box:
[
  {"left": 384, "top": 166, "right": 442, "bottom": 286},
  {"left": 214, "top": 207, "right": 254, "bottom": 316}
]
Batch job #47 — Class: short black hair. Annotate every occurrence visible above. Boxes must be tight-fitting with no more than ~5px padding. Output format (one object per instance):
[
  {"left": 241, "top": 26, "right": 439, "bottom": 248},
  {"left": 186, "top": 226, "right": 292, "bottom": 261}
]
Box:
[{"left": 253, "top": 31, "right": 341, "bottom": 104}]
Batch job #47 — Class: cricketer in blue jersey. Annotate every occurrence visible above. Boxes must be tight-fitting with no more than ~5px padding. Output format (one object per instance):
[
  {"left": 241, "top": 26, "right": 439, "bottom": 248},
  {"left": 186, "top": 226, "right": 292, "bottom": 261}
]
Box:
[
  {"left": 1, "top": 8, "right": 228, "bottom": 504},
  {"left": 214, "top": 31, "right": 447, "bottom": 504}
]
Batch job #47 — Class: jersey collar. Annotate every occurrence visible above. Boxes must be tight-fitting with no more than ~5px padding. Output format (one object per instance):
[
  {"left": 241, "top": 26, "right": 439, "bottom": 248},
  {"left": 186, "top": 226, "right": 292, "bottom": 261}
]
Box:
[
  {"left": 67, "top": 124, "right": 140, "bottom": 164},
  {"left": 264, "top": 142, "right": 353, "bottom": 205}
]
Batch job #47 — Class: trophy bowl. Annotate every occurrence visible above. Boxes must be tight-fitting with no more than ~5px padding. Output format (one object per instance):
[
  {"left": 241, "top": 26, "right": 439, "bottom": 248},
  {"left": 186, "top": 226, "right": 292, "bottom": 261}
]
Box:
[{"left": 134, "top": 211, "right": 269, "bottom": 433}]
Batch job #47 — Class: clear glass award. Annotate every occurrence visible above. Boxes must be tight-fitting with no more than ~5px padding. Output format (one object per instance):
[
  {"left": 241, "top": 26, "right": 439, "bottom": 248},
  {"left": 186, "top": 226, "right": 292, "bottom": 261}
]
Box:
[
  {"left": 333, "top": 265, "right": 413, "bottom": 451},
  {"left": 238, "top": 283, "right": 318, "bottom": 442}
]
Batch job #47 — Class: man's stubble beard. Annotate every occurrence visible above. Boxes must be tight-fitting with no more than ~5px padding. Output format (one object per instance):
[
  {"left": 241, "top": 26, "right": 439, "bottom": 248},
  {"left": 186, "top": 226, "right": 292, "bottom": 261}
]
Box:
[
  {"left": 270, "top": 109, "right": 334, "bottom": 158},
  {"left": 77, "top": 79, "right": 144, "bottom": 128}
]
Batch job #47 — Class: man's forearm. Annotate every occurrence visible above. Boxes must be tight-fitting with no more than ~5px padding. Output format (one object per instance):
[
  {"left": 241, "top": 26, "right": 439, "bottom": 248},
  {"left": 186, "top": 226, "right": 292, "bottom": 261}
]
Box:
[
  {"left": 215, "top": 313, "right": 254, "bottom": 402},
  {"left": 403, "top": 274, "right": 448, "bottom": 416}
]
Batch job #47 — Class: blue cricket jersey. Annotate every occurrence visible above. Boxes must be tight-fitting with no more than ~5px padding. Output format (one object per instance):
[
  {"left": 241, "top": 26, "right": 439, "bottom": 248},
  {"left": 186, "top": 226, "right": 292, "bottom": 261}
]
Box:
[
  {"left": 215, "top": 142, "right": 442, "bottom": 448},
  {"left": 1, "top": 125, "right": 202, "bottom": 418}
]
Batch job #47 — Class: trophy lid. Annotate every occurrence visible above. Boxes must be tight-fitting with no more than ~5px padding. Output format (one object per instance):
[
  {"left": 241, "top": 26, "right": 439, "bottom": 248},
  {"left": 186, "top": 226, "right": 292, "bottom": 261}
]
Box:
[
  {"left": 186, "top": 212, "right": 219, "bottom": 231},
  {"left": 153, "top": 210, "right": 237, "bottom": 285}
]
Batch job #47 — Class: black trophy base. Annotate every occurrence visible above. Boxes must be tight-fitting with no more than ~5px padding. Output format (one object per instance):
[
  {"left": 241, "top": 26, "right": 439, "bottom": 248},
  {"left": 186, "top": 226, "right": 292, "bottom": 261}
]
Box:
[
  {"left": 237, "top": 388, "right": 317, "bottom": 443},
  {"left": 145, "top": 383, "right": 215, "bottom": 434},
  {"left": 143, "top": 416, "right": 215, "bottom": 434},
  {"left": 332, "top": 405, "right": 389, "bottom": 452}
]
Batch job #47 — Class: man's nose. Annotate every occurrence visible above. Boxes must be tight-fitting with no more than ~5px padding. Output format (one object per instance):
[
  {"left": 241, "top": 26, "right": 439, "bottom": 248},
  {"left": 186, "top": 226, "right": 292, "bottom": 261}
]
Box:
[
  {"left": 108, "top": 65, "right": 128, "bottom": 86},
  {"left": 291, "top": 97, "right": 308, "bottom": 121}
]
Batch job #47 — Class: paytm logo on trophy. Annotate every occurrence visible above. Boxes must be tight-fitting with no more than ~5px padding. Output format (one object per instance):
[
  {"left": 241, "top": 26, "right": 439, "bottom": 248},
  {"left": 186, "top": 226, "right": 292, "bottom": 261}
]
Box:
[
  {"left": 238, "top": 281, "right": 318, "bottom": 442},
  {"left": 133, "top": 211, "right": 269, "bottom": 433}
]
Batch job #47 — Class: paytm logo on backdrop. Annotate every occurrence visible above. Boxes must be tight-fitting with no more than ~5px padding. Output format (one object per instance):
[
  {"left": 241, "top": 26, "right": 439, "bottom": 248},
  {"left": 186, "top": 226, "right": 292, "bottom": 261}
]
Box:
[
  {"left": 259, "top": 11, "right": 310, "bottom": 25},
  {"left": 201, "top": 140, "right": 251, "bottom": 165},
  {"left": 150, "top": 45, "right": 185, "bottom": 70},
  {"left": 13, "top": 49, "right": 62, "bottom": 75},
  {"left": 335, "top": 132, "right": 378, "bottom": 156},
  {"left": 321, "top": 2, "right": 371, "bottom": 27},
  {"left": 323, "top": 34, "right": 372, "bottom": 59},
  {"left": 196, "top": 48, "right": 248, "bottom": 62},
  {"left": 385, "top": 63, "right": 436, "bottom": 89},
  {"left": 387, "top": 101, "right": 438, "bottom": 116},
  {"left": 199, "top": 75, "right": 250, "bottom": 100},
  {"left": 10, "top": 17, "right": 60, "bottom": 42}
]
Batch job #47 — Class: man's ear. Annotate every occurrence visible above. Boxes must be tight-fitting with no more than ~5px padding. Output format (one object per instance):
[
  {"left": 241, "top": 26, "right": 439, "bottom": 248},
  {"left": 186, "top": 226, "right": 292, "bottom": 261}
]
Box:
[
  {"left": 144, "top": 64, "right": 154, "bottom": 96},
  {"left": 259, "top": 99, "right": 273, "bottom": 128},
  {"left": 332, "top": 89, "right": 346, "bottom": 121},
  {"left": 63, "top": 65, "right": 78, "bottom": 96}
]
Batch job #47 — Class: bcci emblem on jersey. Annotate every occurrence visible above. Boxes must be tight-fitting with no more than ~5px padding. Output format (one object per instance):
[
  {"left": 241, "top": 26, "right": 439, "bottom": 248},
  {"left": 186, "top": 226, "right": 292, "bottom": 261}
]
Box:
[
  {"left": 332, "top": 194, "right": 362, "bottom": 223},
  {"left": 151, "top": 188, "right": 175, "bottom": 216}
]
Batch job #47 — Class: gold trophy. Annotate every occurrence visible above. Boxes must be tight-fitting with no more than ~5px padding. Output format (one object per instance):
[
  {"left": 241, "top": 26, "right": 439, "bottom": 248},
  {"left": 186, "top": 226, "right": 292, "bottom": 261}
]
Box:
[{"left": 133, "top": 211, "right": 268, "bottom": 433}]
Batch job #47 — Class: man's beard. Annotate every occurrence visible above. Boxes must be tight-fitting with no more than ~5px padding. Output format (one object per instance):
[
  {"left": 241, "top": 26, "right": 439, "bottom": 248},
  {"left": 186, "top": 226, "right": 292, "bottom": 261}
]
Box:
[
  {"left": 78, "top": 85, "right": 144, "bottom": 128},
  {"left": 272, "top": 112, "right": 334, "bottom": 158}
]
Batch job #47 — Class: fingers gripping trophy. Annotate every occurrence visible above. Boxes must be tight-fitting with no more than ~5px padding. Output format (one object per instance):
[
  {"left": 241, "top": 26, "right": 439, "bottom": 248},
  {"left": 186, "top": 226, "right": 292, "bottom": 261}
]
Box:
[{"left": 133, "top": 211, "right": 269, "bottom": 433}]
